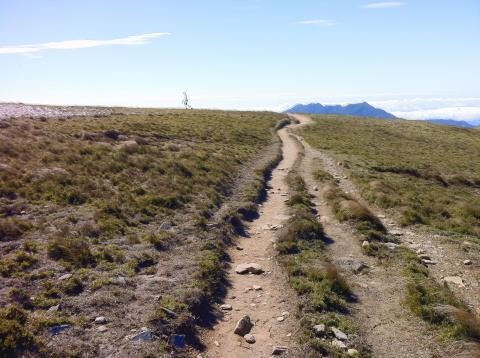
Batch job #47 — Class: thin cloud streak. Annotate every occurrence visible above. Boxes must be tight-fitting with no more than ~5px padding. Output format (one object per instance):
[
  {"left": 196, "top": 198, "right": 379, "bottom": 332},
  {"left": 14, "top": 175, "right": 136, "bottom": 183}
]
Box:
[
  {"left": 363, "top": 2, "right": 405, "bottom": 9},
  {"left": 0, "top": 33, "right": 170, "bottom": 55},
  {"left": 296, "top": 19, "right": 335, "bottom": 27}
]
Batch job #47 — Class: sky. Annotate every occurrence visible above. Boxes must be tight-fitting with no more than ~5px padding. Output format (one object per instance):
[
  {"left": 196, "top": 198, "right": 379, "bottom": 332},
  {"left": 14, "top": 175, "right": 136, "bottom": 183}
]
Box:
[{"left": 1, "top": 0, "right": 479, "bottom": 120}]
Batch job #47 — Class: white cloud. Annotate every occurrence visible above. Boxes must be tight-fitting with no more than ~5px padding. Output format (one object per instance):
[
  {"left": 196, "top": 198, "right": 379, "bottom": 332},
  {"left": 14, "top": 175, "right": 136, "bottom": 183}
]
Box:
[
  {"left": 363, "top": 2, "right": 406, "bottom": 9},
  {"left": 392, "top": 107, "right": 480, "bottom": 121},
  {"left": 296, "top": 19, "right": 335, "bottom": 27},
  {"left": 0, "top": 32, "right": 170, "bottom": 55}
]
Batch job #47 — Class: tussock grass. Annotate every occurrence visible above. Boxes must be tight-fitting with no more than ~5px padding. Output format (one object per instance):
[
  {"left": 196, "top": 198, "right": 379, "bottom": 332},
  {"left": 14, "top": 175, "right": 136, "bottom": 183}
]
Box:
[
  {"left": 400, "top": 248, "right": 480, "bottom": 341},
  {"left": 278, "top": 165, "right": 369, "bottom": 355},
  {"left": 314, "top": 168, "right": 388, "bottom": 246},
  {"left": 301, "top": 116, "right": 480, "bottom": 239}
]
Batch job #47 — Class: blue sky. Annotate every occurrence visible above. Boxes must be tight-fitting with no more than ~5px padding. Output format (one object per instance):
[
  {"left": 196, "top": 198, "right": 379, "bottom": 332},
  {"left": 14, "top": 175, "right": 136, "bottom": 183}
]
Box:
[{"left": 1, "top": 0, "right": 479, "bottom": 119}]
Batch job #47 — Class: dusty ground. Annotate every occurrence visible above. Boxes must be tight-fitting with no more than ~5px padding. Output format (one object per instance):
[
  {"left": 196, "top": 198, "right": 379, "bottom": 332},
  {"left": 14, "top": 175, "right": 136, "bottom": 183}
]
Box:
[{"left": 203, "top": 122, "right": 307, "bottom": 357}]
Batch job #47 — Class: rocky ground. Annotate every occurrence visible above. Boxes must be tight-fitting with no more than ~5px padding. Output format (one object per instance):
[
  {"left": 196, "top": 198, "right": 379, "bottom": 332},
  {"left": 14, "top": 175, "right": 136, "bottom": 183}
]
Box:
[{"left": 0, "top": 102, "right": 112, "bottom": 119}]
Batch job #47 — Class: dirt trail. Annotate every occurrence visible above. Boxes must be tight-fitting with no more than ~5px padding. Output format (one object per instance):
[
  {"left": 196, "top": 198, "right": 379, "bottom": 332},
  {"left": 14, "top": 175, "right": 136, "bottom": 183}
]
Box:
[
  {"left": 203, "top": 118, "right": 309, "bottom": 357},
  {"left": 289, "top": 114, "right": 471, "bottom": 357}
]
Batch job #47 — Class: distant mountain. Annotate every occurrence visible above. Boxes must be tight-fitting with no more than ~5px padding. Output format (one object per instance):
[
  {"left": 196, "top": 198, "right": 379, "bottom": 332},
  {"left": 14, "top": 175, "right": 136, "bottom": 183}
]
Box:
[
  {"left": 285, "top": 102, "right": 397, "bottom": 119},
  {"left": 468, "top": 119, "right": 480, "bottom": 127},
  {"left": 424, "top": 119, "right": 475, "bottom": 128}
]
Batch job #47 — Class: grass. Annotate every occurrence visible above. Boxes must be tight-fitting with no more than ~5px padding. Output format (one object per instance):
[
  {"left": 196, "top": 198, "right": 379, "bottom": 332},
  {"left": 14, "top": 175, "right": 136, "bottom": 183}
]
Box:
[
  {"left": 277, "top": 160, "right": 370, "bottom": 356},
  {"left": 312, "top": 166, "right": 389, "bottom": 249},
  {"left": 399, "top": 247, "right": 480, "bottom": 342},
  {"left": 300, "top": 116, "right": 480, "bottom": 239},
  {"left": 0, "top": 109, "right": 285, "bottom": 355}
]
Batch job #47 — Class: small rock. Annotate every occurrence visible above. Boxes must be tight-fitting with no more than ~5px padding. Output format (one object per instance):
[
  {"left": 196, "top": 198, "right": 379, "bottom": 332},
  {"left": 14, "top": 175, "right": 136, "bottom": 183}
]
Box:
[
  {"left": 272, "top": 346, "right": 288, "bottom": 355},
  {"left": 214, "top": 340, "right": 220, "bottom": 347},
  {"left": 422, "top": 259, "right": 436, "bottom": 265},
  {"left": 253, "top": 285, "right": 262, "bottom": 291},
  {"left": 236, "top": 246, "right": 244, "bottom": 251},
  {"left": 418, "top": 254, "right": 431, "bottom": 260},
  {"left": 390, "top": 230, "right": 403, "bottom": 236},
  {"left": 277, "top": 316, "right": 285, "bottom": 322},
  {"left": 331, "top": 339, "right": 347, "bottom": 349},
  {"left": 220, "top": 304, "right": 232, "bottom": 311},
  {"left": 347, "top": 348, "right": 359, "bottom": 356},
  {"left": 244, "top": 334, "right": 256, "bottom": 344},
  {"left": 464, "top": 260, "right": 472, "bottom": 265},
  {"left": 234, "top": 315, "right": 253, "bottom": 336},
  {"left": 111, "top": 276, "right": 126, "bottom": 285},
  {"left": 58, "top": 273, "right": 73, "bottom": 281},
  {"left": 48, "top": 324, "right": 71, "bottom": 336},
  {"left": 98, "top": 325, "right": 108, "bottom": 332},
  {"left": 384, "top": 242, "right": 398, "bottom": 250},
  {"left": 352, "top": 261, "right": 368, "bottom": 274},
  {"left": 235, "top": 263, "right": 264, "bottom": 275},
  {"left": 313, "top": 324, "right": 326, "bottom": 336},
  {"left": 331, "top": 327, "right": 348, "bottom": 341},
  {"left": 47, "top": 304, "right": 60, "bottom": 312},
  {"left": 131, "top": 329, "right": 154, "bottom": 342},
  {"left": 313, "top": 186, "right": 319, "bottom": 191},
  {"left": 362, "top": 240, "right": 370, "bottom": 248},
  {"left": 281, "top": 311, "right": 289, "bottom": 317},
  {"left": 95, "top": 316, "right": 107, "bottom": 324}
]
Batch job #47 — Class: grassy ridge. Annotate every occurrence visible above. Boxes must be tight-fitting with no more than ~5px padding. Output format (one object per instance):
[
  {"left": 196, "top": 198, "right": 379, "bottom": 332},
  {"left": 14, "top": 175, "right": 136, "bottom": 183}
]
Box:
[
  {"left": 300, "top": 116, "right": 480, "bottom": 239},
  {"left": 0, "top": 109, "right": 283, "bottom": 356}
]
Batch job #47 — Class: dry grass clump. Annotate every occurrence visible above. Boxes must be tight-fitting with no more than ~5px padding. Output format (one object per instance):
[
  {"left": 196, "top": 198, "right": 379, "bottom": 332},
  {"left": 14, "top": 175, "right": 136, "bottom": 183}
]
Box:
[
  {"left": 277, "top": 170, "right": 366, "bottom": 355},
  {"left": 300, "top": 115, "right": 480, "bottom": 239}
]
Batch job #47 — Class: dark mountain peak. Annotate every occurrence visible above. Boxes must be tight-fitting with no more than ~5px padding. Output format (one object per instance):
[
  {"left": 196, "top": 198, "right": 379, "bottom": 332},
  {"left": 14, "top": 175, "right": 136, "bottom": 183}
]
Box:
[{"left": 285, "top": 102, "right": 396, "bottom": 119}]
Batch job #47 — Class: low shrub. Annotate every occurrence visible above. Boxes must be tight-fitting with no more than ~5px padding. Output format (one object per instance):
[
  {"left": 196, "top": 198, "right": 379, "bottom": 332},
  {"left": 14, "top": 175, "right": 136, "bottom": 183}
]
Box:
[{"left": 47, "top": 237, "right": 96, "bottom": 267}]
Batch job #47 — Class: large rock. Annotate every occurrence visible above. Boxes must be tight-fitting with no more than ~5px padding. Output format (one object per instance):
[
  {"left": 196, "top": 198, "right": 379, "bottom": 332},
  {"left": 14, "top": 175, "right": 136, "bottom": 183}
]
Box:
[
  {"left": 443, "top": 276, "right": 465, "bottom": 287},
  {"left": 234, "top": 315, "right": 253, "bottom": 336},
  {"left": 235, "top": 263, "right": 264, "bottom": 275}
]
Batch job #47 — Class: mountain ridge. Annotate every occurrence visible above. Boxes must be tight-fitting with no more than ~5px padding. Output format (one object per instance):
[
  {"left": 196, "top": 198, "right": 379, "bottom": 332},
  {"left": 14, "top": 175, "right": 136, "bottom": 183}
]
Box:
[{"left": 285, "top": 102, "right": 397, "bottom": 119}]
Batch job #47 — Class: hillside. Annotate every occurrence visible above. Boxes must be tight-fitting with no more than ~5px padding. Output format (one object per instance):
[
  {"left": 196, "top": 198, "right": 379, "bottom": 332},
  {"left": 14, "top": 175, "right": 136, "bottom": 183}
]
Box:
[
  {"left": 299, "top": 115, "right": 480, "bottom": 239},
  {"left": 285, "top": 102, "right": 397, "bottom": 119},
  {"left": 0, "top": 109, "right": 284, "bottom": 357}
]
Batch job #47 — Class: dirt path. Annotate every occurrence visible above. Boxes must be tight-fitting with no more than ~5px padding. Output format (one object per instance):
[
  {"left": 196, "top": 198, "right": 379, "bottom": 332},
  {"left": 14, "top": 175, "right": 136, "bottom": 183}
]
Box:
[
  {"left": 289, "top": 114, "right": 470, "bottom": 357},
  {"left": 203, "top": 119, "right": 309, "bottom": 357}
]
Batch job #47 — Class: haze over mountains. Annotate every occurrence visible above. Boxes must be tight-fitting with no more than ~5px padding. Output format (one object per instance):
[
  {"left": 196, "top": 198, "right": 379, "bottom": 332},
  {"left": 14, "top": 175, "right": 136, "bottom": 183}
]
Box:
[{"left": 286, "top": 102, "right": 480, "bottom": 128}]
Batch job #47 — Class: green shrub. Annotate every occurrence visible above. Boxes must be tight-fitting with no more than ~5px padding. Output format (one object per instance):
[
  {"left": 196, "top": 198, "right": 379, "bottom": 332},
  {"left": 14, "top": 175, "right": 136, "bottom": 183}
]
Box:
[{"left": 0, "top": 306, "right": 37, "bottom": 356}]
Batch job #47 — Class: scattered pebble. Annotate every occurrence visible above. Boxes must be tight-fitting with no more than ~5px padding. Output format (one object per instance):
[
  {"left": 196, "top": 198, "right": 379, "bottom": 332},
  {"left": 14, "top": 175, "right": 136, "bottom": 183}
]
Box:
[
  {"left": 220, "top": 304, "right": 232, "bottom": 311},
  {"left": 331, "top": 339, "right": 347, "bottom": 349},
  {"left": 272, "top": 346, "right": 288, "bottom": 355},
  {"left": 94, "top": 316, "right": 107, "bottom": 324},
  {"left": 214, "top": 340, "right": 220, "bottom": 347},
  {"left": 276, "top": 316, "right": 285, "bottom": 322},
  {"left": 58, "top": 273, "right": 73, "bottom": 281},
  {"left": 464, "top": 259, "right": 472, "bottom": 265},
  {"left": 331, "top": 327, "right": 348, "bottom": 341},
  {"left": 347, "top": 348, "right": 359, "bottom": 356},
  {"left": 313, "top": 324, "right": 326, "bottom": 336},
  {"left": 97, "top": 325, "right": 108, "bottom": 332},
  {"left": 253, "top": 285, "right": 262, "bottom": 291},
  {"left": 244, "top": 334, "right": 256, "bottom": 344}
]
